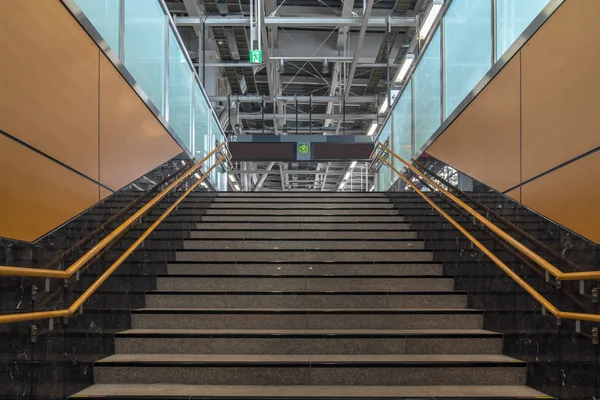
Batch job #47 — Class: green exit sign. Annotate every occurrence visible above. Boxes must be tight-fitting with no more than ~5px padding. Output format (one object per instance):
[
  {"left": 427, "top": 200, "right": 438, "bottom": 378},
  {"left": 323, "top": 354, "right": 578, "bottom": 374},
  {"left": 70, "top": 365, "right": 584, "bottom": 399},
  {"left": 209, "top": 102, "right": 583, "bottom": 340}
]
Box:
[
  {"left": 250, "top": 50, "right": 263, "bottom": 64},
  {"left": 298, "top": 144, "right": 310, "bottom": 154}
]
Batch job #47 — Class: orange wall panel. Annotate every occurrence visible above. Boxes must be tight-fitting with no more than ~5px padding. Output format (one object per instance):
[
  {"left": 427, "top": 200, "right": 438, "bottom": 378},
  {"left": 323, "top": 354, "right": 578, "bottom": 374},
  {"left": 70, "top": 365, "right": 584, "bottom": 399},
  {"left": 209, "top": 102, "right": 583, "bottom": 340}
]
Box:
[
  {"left": 521, "top": 0, "right": 600, "bottom": 181},
  {"left": 0, "top": 0, "right": 100, "bottom": 180},
  {"left": 98, "top": 55, "right": 182, "bottom": 191},
  {"left": 428, "top": 54, "right": 521, "bottom": 192},
  {"left": 521, "top": 151, "right": 600, "bottom": 243},
  {"left": 0, "top": 135, "right": 99, "bottom": 242},
  {"left": 505, "top": 188, "right": 521, "bottom": 202},
  {"left": 100, "top": 187, "right": 113, "bottom": 201}
]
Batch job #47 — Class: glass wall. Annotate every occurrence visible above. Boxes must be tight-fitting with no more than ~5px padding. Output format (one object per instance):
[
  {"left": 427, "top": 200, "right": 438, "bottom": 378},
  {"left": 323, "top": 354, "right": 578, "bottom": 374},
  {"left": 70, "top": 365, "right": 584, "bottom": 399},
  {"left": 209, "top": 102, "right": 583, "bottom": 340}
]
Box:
[
  {"left": 376, "top": 119, "right": 393, "bottom": 191},
  {"left": 123, "top": 0, "right": 167, "bottom": 114},
  {"left": 375, "top": 0, "right": 554, "bottom": 188},
  {"left": 444, "top": 0, "right": 492, "bottom": 116},
  {"left": 73, "top": 0, "right": 228, "bottom": 190},
  {"left": 392, "top": 80, "right": 412, "bottom": 172},
  {"left": 413, "top": 28, "right": 441, "bottom": 151},
  {"left": 74, "top": 0, "right": 120, "bottom": 54},
  {"left": 168, "top": 30, "right": 193, "bottom": 151},
  {"left": 496, "top": 0, "right": 551, "bottom": 59}
]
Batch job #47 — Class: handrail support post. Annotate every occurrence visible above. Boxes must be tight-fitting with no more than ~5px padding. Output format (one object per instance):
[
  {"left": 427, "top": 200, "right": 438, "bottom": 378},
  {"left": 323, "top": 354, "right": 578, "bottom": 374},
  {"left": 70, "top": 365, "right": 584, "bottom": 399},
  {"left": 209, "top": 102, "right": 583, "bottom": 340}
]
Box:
[
  {"left": 45, "top": 278, "right": 50, "bottom": 292},
  {"left": 544, "top": 271, "right": 550, "bottom": 283},
  {"left": 555, "top": 279, "right": 562, "bottom": 290},
  {"left": 580, "top": 280, "right": 585, "bottom": 295},
  {"left": 592, "top": 327, "right": 599, "bottom": 345},
  {"left": 575, "top": 319, "right": 581, "bottom": 333}
]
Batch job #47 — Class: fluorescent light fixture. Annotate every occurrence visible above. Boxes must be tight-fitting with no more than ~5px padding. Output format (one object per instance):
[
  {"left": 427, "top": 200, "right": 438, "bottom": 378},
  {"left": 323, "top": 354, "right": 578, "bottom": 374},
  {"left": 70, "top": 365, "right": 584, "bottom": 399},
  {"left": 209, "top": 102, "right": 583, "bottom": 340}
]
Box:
[
  {"left": 344, "top": 172, "right": 351, "bottom": 180},
  {"left": 339, "top": 181, "right": 347, "bottom": 190},
  {"left": 367, "top": 123, "right": 378, "bottom": 136},
  {"left": 194, "top": 173, "right": 201, "bottom": 179},
  {"left": 378, "top": 90, "right": 400, "bottom": 115},
  {"left": 200, "top": 182, "right": 208, "bottom": 188},
  {"left": 233, "top": 183, "right": 241, "bottom": 191},
  {"left": 350, "top": 161, "right": 357, "bottom": 169},
  {"left": 420, "top": 0, "right": 443, "bottom": 39},
  {"left": 228, "top": 174, "right": 236, "bottom": 183},
  {"left": 369, "top": 185, "right": 375, "bottom": 192},
  {"left": 395, "top": 54, "right": 415, "bottom": 83},
  {"left": 378, "top": 99, "right": 389, "bottom": 115}
]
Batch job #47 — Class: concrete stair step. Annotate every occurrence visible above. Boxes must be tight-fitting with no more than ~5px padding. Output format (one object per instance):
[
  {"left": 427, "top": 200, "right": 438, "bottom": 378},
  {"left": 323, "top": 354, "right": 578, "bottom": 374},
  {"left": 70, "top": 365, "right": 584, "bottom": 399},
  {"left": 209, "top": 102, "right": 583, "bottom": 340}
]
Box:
[
  {"left": 131, "top": 308, "right": 483, "bottom": 330},
  {"left": 215, "top": 193, "right": 388, "bottom": 198},
  {"left": 209, "top": 202, "right": 394, "bottom": 208},
  {"left": 215, "top": 197, "right": 391, "bottom": 203},
  {"left": 189, "top": 230, "right": 418, "bottom": 239},
  {"left": 92, "top": 354, "right": 526, "bottom": 386},
  {"left": 175, "top": 250, "right": 433, "bottom": 263},
  {"left": 155, "top": 275, "right": 454, "bottom": 292},
  {"left": 71, "top": 383, "right": 553, "bottom": 399},
  {"left": 200, "top": 215, "right": 406, "bottom": 222},
  {"left": 166, "top": 262, "right": 442, "bottom": 276},
  {"left": 144, "top": 290, "right": 468, "bottom": 309},
  {"left": 195, "top": 222, "right": 412, "bottom": 230},
  {"left": 182, "top": 239, "right": 425, "bottom": 251},
  {"left": 205, "top": 209, "right": 398, "bottom": 216},
  {"left": 114, "top": 329, "right": 503, "bottom": 355}
]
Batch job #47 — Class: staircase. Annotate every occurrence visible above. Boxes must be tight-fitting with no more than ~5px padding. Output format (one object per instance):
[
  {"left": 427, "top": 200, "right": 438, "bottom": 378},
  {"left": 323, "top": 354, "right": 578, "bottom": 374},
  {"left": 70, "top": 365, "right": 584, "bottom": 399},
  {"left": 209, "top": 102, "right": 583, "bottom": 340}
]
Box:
[{"left": 71, "top": 192, "right": 550, "bottom": 399}]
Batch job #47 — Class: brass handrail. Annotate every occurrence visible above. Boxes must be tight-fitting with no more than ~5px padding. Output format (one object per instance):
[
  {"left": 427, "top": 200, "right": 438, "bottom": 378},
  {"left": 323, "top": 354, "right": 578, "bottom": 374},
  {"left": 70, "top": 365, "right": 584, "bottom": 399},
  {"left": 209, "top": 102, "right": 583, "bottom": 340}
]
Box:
[
  {"left": 0, "top": 142, "right": 226, "bottom": 279},
  {"left": 0, "top": 150, "right": 228, "bottom": 325},
  {"left": 375, "top": 144, "right": 600, "bottom": 322},
  {"left": 377, "top": 142, "right": 600, "bottom": 282},
  {"left": 410, "top": 157, "right": 584, "bottom": 274},
  {"left": 38, "top": 159, "right": 195, "bottom": 275}
]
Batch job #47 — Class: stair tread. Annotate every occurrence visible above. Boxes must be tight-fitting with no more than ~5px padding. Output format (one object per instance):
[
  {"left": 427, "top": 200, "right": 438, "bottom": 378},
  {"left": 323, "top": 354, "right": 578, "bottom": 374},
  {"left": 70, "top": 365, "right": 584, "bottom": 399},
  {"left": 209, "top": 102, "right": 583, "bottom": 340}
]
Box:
[
  {"left": 97, "top": 353, "right": 524, "bottom": 364},
  {"left": 133, "top": 308, "right": 481, "bottom": 313},
  {"left": 71, "top": 384, "right": 551, "bottom": 398},
  {"left": 116, "top": 328, "right": 501, "bottom": 337}
]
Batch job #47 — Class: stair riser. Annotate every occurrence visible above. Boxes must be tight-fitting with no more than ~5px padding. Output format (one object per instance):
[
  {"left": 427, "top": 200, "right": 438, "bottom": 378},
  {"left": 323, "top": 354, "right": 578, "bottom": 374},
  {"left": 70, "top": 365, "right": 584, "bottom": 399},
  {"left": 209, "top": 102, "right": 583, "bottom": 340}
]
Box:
[
  {"left": 205, "top": 209, "right": 398, "bottom": 216},
  {"left": 201, "top": 216, "right": 406, "bottom": 222},
  {"left": 114, "top": 337, "right": 502, "bottom": 355},
  {"left": 131, "top": 314, "right": 483, "bottom": 330},
  {"left": 196, "top": 223, "right": 412, "bottom": 230},
  {"left": 176, "top": 251, "right": 433, "bottom": 263},
  {"left": 216, "top": 193, "right": 388, "bottom": 198},
  {"left": 145, "top": 294, "right": 467, "bottom": 309},
  {"left": 155, "top": 278, "right": 454, "bottom": 292},
  {"left": 182, "top": 240, "right": 424, "bottom": 251},
  {"left": 189, "top": 231, "right": 418, "bottom": 240},
  {"left": 210, "top": 203, "right": 394, "bottom": 209},
  {"left": 166, "top": 263, "right": 442, "bottom": 276},
  {"left": 94, "top": 365, "right": 524, "bottom": 386},
  {"left": 214, "top": 198, "right": 391, "bottom": 203}
]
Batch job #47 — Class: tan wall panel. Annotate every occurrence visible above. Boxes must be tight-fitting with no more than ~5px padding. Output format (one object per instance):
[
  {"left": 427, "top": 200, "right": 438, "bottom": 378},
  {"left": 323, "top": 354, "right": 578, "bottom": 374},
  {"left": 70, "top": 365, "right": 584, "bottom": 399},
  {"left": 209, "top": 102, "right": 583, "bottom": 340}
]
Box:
[
  {"left": 98, "top": 55, "right": 182, "bottom": 191},
  {"left": 0, "top": 135, "right": 99, "bottom": 242},
  {"left": 0, "top": 0, "right": 99, "bottom": 180},
  {"left": 428, "top": 54, "right": 521, "bottom": 192},
  {"left": 505, "top": 188, "right": 521, "bottom": 202},
  {"left": 521, "top": 151, "right": 600, "bottom": 244},
  {"left": 100, "top": 187, "right": 113, "bottom": 201},
  {"left": 521, "top": 0, "right": 600, "bottom": 181}
]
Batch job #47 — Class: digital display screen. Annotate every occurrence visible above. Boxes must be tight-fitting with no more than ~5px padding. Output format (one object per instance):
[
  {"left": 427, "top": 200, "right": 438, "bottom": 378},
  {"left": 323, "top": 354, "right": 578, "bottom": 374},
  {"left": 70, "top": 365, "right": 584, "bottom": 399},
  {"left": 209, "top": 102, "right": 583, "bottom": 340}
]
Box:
[
  {"left": 313, "top": 143, "right": 374, "bottom": 160},
  {"left": 229, "top": 142, "right": 296, "bottom": 161}
]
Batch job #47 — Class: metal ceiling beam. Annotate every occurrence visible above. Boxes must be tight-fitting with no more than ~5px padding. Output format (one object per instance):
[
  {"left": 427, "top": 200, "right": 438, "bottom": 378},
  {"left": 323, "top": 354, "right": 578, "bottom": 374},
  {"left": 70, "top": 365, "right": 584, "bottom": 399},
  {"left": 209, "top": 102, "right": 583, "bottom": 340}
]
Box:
[
  {"left": 210, "top": 95, "right": 377, "bottom": 103},
  {"left": 176, "top": 16, "right": 418, "bottom": 27},
  {"left": 242, "top": 128, "right": 367, "bottom": 134},
  {"left": 345, "top": 0, "right": 374, "bottom": 100},
  {"left": 239, "top": 113, "right": 377, "bottom": 120},
  {"left": 253, "top": 161, "right": 275, "bottom": 191}
]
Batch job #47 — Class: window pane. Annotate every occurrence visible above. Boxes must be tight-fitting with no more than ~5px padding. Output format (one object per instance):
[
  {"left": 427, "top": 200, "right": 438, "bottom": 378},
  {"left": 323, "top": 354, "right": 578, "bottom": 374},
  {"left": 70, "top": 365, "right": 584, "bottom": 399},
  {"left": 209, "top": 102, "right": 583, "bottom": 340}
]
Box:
[
  {"left": 392, "top": 80, "right": 412, "bottom": 173},
  {"left": 193, "top": 85, "right": 209, "bottom": 160},
  {"left": 444, "top": 0, "right": 492, "bottom": 117},
  {"left": 414, "top": 28, "right": 441, "bottom": 152},
  {"left": 74, "top": 0, "right": 120, "bottom": 55},
  {"left": 376, "top": 120, "right": 392, "bottom": 191},
  {"left": 123, "top": 0, "right": 166, "bottom": 113},
  {"left": 168, "top": 29, "right": 192, "bottom": 151},
  {"left": 496, "top": 0, "right": 550, "bottom": 60}
]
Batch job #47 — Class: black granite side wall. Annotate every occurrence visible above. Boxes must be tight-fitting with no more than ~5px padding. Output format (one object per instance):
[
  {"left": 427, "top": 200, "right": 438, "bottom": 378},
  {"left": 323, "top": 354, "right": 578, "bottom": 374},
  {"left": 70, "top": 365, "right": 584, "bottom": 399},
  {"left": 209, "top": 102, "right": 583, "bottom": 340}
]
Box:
[
  {"left": 387, "top": 167, "right": 600, "bottom": 399},
  {"left": 0, "top": 159, "right": 216, "bottom": 400}
]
